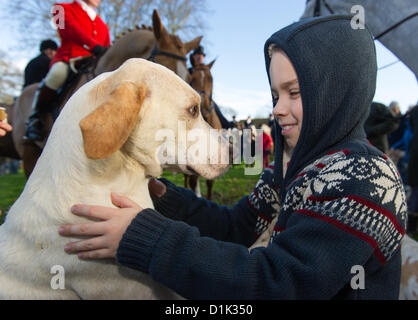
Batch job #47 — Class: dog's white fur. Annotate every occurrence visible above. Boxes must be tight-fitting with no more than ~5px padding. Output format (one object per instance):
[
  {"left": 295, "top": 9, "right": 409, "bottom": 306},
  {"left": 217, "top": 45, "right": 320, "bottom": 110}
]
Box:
[{"left": 0, "top": 58, "right": 229, "bottom": 299}]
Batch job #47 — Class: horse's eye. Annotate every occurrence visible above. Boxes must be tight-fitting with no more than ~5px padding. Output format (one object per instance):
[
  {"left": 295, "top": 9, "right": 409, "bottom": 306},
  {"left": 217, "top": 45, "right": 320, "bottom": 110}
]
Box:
[{"left": 189, "top": 105, "right": 199, "bottom": 117}]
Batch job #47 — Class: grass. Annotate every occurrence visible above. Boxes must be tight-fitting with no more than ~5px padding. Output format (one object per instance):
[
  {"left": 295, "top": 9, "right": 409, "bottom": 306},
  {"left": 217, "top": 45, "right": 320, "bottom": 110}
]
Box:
[
  {"left": 0, "top": 169, "right": 26, "bottom": 225},
  {"left": 162, "top": 164, "right": 261, "bottom": 207},
  {"left": 0, "top": 164, "right": 260, "bottom": 225}
]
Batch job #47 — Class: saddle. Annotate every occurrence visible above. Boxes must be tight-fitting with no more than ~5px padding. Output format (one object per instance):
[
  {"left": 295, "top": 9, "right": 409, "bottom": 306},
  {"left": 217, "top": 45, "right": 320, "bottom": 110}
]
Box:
[{"left": 51, "top": 55, "right": 98, "bottom": 120}]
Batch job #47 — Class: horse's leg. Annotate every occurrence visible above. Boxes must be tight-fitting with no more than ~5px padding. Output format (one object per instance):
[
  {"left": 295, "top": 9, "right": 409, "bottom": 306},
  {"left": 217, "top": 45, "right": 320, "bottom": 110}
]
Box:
[
  {"left": 22, "top": 143, "right": 42, "bottom": 178},
  {"left": 189, "top": 175, "right": 197, "bottom": 191},
  {"left": 206, "top": 180, "right": 214, "bottom": 200},
  {"left": 184, "top": 174, "right": 188, "bottom": 188},
  {"left": 189, "top": 175, "right": 202, "bottom": 197}
]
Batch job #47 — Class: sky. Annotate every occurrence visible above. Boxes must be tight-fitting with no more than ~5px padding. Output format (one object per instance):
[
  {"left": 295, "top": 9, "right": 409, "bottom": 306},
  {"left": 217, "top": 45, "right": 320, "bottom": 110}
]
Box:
[{"left": 0, "top": 0, "right": 416, "bottom": 120}]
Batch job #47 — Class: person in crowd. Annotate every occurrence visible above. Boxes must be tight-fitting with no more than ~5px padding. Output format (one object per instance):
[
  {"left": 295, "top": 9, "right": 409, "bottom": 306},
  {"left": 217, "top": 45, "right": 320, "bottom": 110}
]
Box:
[
  {"left": 388, "top": 101, "right": 406, "bottom": 147},
  {"left": 388, "top": 102, "right": 412, "bottom": 185},
  {"left": 261, "top": 124, "right": 273, "bottom": 168},
  {"left": 407, "top": 104, "right": 418, "bottom": 234},
  {"left": 364, "top": 102, "right": 400, "bottom": 154},
  {"left": 24, "top": 0, "right": 111, "bottom": 142},
  {"left": 188, "top": 45, "right": 206, "bottom": 74},
  {"left": 244, "top": 116, "right": 252, "bottom": 128},
  {"left": 231, "top": 115, "right": 237, "bottom": 128},
  {"left": 23, "top": 39, "right": 58, "bottom": 89},
  {"left": 58, "top": 16, "right": 407, "bottom": 299},
  {"left": 268, "top": 113, "right": 275, "bottom": 130}
]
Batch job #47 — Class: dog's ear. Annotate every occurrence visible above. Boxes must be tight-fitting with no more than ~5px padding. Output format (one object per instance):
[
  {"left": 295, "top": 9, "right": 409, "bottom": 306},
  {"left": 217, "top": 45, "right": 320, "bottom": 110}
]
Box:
[{"left": 80, "top": 81, "right": 147, "bottom": 160}]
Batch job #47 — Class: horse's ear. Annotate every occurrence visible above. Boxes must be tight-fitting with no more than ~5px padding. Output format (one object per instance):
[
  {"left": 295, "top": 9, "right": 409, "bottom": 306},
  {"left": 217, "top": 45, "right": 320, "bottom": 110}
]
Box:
[
  {"left": 184, "top": 36, "right": 203, "bottom": 54},
  {"left": 152, "top": 9, "right": 167, "bottom": 40},
  {"left": 207, "top": 59, "right": 216, "bottom": 70},
  {"left": 80, "top": 82, "right": 147, "bottom": 160}
]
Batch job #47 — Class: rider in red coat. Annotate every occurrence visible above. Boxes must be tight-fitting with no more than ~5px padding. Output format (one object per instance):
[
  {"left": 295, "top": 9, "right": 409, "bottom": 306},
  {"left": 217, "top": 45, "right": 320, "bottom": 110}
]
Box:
[
  {"left": 52, "top": 0, "right": 111, "bottom": 65},
  {"left": 24, "top": 0, "right": 111, "bottom": 142}
]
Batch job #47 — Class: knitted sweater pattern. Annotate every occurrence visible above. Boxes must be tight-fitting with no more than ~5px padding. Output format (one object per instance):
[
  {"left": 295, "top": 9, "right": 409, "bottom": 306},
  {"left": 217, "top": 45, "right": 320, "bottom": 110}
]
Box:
[{"left": 250, "top": 149, "right": 407, "bottom": 265}]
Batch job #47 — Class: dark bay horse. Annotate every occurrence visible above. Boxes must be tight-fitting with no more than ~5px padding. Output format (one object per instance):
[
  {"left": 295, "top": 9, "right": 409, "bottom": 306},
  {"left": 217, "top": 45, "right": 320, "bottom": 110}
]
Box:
[
  {"left": 11, "top": 10, "right": 202, "bottom": 178},
  {"left": 185, "top": 60, "right": 222, "bottom": 200}
]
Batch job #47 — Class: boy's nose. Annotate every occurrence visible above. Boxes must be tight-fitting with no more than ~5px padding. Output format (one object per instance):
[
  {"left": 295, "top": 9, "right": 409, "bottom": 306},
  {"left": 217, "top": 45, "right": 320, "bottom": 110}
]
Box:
[{"left": 273, "top": 101, "right": 286, "bottom": 119}]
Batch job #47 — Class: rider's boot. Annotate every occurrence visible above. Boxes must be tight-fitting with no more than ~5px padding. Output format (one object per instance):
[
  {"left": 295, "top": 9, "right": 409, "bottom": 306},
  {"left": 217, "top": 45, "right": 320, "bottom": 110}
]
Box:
[{"left": 23, "top": 82, "right": 58, "bottom": 142}]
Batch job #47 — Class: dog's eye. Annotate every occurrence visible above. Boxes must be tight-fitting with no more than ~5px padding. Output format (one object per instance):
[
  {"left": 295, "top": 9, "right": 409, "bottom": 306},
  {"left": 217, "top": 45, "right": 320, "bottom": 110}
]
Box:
[{"left": 189, "top": 105, "right": 199, "bottom": 118}]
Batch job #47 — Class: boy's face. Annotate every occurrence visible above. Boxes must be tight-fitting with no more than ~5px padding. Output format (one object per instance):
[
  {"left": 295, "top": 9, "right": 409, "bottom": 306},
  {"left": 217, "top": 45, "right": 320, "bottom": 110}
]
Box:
[{"left": 270, "top": 49, "right": 303, "bottom": 153}]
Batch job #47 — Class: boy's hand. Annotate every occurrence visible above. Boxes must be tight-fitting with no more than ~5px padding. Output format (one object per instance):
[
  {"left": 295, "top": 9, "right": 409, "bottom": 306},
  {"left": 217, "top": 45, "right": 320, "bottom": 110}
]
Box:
[{"left": 59, "top": 193, "right": 142, "bottom": 259}]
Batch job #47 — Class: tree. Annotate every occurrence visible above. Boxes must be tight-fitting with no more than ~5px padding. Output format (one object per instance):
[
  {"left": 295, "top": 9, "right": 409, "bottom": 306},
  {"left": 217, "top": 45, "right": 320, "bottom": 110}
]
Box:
[
  {"left": 154, "top": 0, "right": 209, "bottom": 37},
  {"left": 0, "top": 50, "right": 22, "bottom": 104},
  {"left": 3, "top": 0, "right": 210, "bottom": 50}
]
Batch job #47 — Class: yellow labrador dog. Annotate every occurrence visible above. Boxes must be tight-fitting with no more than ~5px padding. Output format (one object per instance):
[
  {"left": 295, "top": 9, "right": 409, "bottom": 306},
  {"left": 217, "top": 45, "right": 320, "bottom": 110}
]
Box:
[{"left": 0, "top": 58, "right": 230, "bottom": 299}]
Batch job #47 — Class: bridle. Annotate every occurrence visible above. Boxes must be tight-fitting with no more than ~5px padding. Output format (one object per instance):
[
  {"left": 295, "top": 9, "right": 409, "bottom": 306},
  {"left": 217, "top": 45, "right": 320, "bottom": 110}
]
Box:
[
  {"left": 189, "top": 66, "right": 214, "bottom": 115},
  {"left": 148, "top": 44, "right": 187, "bottom": 62}
]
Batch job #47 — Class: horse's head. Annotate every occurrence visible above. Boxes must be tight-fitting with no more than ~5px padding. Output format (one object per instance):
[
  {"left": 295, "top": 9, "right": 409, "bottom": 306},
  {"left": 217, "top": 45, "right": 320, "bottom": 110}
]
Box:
[
  {"left": 151, "top": 9, "right": 202, "bottom": 83},
  {"left": 96, "top": 9, "right": 202, "bottom": 83},
  {"left": 189, "top": 60, "right": 217, "bottom": 125}
]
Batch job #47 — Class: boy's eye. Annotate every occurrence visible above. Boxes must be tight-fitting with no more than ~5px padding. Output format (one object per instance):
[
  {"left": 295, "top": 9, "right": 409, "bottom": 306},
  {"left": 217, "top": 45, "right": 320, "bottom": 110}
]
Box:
[{"left": 290, "top": 90, "right": 300, "bottom": 97}]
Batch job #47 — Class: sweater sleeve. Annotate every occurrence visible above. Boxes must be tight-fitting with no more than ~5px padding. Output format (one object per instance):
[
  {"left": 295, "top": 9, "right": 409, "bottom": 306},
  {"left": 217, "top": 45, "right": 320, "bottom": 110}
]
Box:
[
  {"left": 115, "top": 205, "right": 376, "bottom": 299},
  {"left": 152, "top": 167, "right": 280, "bottom": 246},
  {"left": 116, "top": 155, "right": 407, "bottom": 299}
]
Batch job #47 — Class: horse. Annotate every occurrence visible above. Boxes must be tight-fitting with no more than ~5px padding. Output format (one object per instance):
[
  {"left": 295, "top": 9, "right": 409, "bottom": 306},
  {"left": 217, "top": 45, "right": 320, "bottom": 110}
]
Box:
[
  {"left": 184, "top": 60, "right": 222, "bottom": 200},
  {"left": 11, "top": 9, "right": 202, "bottom": 178}
]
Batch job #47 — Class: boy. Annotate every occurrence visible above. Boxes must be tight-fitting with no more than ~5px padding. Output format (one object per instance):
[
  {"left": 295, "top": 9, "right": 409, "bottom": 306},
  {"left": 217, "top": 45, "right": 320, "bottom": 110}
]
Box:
[{"left": 60, "top": 15, "right": 407, "bottom": 299}]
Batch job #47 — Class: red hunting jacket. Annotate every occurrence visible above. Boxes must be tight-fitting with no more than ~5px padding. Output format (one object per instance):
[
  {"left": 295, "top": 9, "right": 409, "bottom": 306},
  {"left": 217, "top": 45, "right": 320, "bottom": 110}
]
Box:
[{"left": 51, "top": 1, "right": 111, "bottom": 66}]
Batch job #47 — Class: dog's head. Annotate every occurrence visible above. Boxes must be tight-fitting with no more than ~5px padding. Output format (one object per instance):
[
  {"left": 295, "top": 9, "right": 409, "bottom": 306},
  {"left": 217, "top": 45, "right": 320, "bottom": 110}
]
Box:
[{"left": 79, "top": 58, "right": 229, "bottom": 179}]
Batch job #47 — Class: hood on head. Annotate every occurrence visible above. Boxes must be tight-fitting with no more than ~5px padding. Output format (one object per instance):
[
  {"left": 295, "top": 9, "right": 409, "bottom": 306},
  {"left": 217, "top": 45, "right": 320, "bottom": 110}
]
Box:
[{"left": 264, "top": 15, "right": 377, "bottom": 193}]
